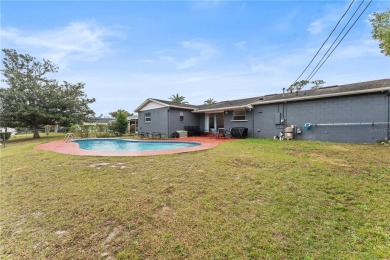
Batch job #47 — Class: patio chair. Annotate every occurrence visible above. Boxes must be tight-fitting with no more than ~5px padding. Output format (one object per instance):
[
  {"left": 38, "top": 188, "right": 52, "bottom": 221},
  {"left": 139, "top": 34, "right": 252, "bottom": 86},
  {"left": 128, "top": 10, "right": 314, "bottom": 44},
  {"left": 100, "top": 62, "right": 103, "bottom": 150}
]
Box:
[
  {"left": 224, "top": 128, "right": 231, "bottom": 138},
  {"left": 152, "top": 132, "right": 164, "bottom": 139},
  {"left": 141, "top": 132, "right": 150, "bottom": 138},
  {"left": 217, "top": 128, "right": 225, "bottom": 138},
  {"left": 209, "top": 128, "right": 218, "bottom": 138}
]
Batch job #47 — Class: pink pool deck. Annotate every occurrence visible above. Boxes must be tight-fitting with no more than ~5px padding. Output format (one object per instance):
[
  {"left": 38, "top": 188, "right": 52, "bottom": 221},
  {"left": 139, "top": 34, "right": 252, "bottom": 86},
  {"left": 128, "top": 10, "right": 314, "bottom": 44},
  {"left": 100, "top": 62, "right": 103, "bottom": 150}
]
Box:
[{"left": 35, "top": 137, "right": 234, "bottom": 157}]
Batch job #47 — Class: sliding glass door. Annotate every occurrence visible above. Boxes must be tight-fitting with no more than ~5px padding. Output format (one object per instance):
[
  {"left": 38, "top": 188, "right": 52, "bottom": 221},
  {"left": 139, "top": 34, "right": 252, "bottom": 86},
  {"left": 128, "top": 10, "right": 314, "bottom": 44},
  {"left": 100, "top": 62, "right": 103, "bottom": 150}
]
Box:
[{"left": 205, "top": 113, "right": 224, "bottom": 131}]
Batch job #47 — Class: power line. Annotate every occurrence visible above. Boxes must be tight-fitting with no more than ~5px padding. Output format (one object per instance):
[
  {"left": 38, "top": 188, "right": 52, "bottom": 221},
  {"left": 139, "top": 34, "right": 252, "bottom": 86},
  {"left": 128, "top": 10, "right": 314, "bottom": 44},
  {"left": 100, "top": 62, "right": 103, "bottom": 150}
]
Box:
[
  {"left": 290, "top": 0, "right": 355, "bottom": 86},
  {"left": 305, "top": 0, "right": 367, "bottom": 81},
  {"left": 306, "top": 0, "right": 372, "bottom": 81}
]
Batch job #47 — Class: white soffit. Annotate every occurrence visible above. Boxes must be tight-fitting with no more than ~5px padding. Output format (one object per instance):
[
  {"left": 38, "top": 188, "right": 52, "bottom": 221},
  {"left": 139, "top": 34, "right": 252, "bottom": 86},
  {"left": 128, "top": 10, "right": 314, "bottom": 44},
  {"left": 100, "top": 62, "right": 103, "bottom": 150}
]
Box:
[{"left": 138, "top": 101, "right": 167, "bottom": 111}]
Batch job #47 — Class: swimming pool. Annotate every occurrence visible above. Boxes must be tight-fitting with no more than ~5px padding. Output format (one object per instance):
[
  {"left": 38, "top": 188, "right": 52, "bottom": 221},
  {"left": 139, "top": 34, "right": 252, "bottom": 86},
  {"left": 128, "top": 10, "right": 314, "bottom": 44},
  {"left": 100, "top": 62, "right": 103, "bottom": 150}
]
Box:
[{"left": 73, "top": 139, "right": 200, "bottom": 152}]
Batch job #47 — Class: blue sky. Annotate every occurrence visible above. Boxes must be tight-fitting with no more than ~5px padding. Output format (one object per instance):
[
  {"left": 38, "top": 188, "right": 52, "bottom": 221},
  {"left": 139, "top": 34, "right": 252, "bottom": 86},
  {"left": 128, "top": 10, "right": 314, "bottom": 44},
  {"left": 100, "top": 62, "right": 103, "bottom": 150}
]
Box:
[{"left": 1, "top": 0, "right": 389, "bottom": 116}]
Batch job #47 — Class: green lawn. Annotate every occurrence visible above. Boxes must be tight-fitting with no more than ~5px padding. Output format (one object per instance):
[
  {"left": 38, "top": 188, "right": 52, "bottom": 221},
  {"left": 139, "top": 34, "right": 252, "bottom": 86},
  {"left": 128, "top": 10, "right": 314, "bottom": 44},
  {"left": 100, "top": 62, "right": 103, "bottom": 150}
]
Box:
[{"left": 1, "top": 136, "right": 389, "bottom": 259}]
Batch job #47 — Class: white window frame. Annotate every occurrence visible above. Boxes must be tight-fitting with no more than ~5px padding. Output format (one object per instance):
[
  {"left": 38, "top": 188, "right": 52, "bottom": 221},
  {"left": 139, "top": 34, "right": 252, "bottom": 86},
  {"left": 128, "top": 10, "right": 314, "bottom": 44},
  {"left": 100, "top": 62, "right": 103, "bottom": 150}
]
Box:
[
  {"left": 144, "top": 112, "right": 151, "bottom": 123},
  {"left": 232, "top": 110, "right": 247, "bottom": 121}
]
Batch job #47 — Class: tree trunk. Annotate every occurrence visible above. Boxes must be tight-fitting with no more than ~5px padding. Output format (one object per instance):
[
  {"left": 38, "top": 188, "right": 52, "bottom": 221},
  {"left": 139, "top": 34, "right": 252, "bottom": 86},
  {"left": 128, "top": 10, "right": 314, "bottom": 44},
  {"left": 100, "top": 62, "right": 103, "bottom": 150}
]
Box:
[{"left": 32, "top": 125, "right": 41, "bottom": 138}]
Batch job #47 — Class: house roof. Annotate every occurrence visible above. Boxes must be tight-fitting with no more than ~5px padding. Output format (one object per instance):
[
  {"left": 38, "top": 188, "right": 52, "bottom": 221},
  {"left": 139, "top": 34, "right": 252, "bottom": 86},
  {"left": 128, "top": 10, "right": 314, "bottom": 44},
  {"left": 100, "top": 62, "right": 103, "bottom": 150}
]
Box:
[
  {"left": 134, "top": 98, "right": 198, "bottom": 112},
  {"left": 128, "top": 115, "right": 138, "bottom": 120},
  {"left": 251, "top": 78, "right": 390, "bottom": 105},
  {"left": 152, "top": 99, "right": 199, "bottom": 109},
  {"left": 92, "top": 117, "right": 115, "bottom": 124},
  {"left": 193, "top": 96, "right": 264, "bottom": 113},
  {"left": 194, "top": 79, "right": 389, "bottom": 112},
  {"left": 134, "top": 79, "right": 390, "bottom": 113}
]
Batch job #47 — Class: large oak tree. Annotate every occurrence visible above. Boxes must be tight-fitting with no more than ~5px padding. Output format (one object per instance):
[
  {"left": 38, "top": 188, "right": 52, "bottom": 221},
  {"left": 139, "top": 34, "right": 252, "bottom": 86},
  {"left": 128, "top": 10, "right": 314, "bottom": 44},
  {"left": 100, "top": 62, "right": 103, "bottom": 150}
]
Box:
[{"left": 0, "top": 49, "right": 96, "bottom": 138}]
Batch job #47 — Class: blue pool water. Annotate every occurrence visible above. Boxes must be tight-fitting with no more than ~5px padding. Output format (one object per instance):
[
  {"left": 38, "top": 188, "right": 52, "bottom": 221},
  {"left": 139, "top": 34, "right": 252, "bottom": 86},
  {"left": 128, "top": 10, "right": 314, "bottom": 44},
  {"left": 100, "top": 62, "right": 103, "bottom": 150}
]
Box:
[{"left": 74, "top": 139, "right": 200, "bottom": 152}]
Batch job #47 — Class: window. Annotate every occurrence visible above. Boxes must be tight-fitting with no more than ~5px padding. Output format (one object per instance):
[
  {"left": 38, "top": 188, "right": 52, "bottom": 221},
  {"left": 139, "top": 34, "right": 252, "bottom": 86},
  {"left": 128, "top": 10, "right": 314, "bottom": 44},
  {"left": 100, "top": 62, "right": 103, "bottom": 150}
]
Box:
[
  {"left": 232, "top": 110, "right": 246, "bottom": 121},
  {"left": 144, "top": 113, "right": 151, "bottom": 123},
  {"left": 180, "top": 111, "right": 184, "bottom": 122}
]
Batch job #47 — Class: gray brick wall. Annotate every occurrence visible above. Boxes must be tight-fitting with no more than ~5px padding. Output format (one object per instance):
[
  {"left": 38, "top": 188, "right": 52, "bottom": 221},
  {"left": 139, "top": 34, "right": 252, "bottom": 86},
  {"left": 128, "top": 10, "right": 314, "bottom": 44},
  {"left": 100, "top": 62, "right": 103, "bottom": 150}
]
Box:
[
  {"left": 253, "top": 93, "right": 389, "bottom": 143},
  {"left": 168, "top": 108, "right": 200, "bottom": 136},
  {"left": 223, "top": 111, "right": 254, "bottom": 137},
  {"left": 138, "top": 91, "right": 389, "bottom": 143},
  {"left": 138, "top": 107, "right": 169, "bottom": 135}
]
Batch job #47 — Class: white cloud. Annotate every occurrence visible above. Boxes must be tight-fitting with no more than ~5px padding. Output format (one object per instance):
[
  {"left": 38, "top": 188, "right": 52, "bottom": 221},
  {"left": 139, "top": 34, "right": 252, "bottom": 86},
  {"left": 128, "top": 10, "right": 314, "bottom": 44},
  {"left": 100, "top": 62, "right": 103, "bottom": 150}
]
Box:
[
  {"left": 248, "top": 57, "right": 282, "bottom": 75},
  {"left": 234, "top": 41, "right": 246, "bottom": 50},
  {"left": 177, "top": 40, "right": 217, "bottom": 69},
  {"left": 274, "top": 8, "right": 300, "bottom": 32},
  {"left": 178, "top": 76, "right": 209, "bottom": 84},
  {"left": 1, "top": 20, "right": 124, "bottom": 67},
  {"left": 307, "top": 20, "right": 326, "bottom": 35},
  {"left": 160, "top": 55, "right": 175, "bottom": 62},
  {"left": 151, "top": 40, "right": 217, "bottom": 70},
  {"left": 332, "top": 39, "right": 382, "bottom": 59},
  {"left": 143, "top": 59, "right": 155, "bottom": 64},
  {"left": 307, "top": 3, "right": 348, "bottom": 35}
]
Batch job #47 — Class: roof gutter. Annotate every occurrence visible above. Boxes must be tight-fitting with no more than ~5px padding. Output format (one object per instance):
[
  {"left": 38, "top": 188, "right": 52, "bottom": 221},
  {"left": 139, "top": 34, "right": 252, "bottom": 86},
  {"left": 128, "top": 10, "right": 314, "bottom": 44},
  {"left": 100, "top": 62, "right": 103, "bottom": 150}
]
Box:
[
  {"left": 193, "top": 105, "right": 248, "bottom": 113},
  {"left": 168, "top": 105, "right": 197, "bottom": 110},
  {"left": 251, "top": 87, "right": 390, "bottom": 106}
]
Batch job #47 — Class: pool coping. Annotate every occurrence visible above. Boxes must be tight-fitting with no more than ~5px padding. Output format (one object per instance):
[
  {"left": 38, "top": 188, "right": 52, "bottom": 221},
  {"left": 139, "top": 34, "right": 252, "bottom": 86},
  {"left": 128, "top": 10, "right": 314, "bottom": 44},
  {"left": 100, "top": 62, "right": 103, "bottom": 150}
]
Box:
[{"left": 35, "top": 137, "right": 234, "bottom": 156}]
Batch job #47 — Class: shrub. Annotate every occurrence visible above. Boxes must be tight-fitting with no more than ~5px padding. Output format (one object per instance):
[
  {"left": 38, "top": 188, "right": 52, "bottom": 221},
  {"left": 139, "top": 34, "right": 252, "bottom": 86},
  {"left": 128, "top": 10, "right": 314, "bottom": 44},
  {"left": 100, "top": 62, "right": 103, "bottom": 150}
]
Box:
[
  {"left": 44, "top": 125, "right": 51, "bottom": 136},
  {"left": 95, "top": 124, "right": 111, "bottom": 138},
  {"left": 0, "top": 132, "right": 11, "bottom": 140},
  {"left": 69, "top": 124, "right": 94, "bottom": 138},
  {"left": 78, "top": 125, "right": 94, "bottom": 138},
  {"left": 15, "top": 127, "right": 31, "bottom": 135},
  {"left": 116, "top": 110, "right": 128, "bottom": 136},
  {"left": 69, "top": 124, "right": 80, "bottom": 133}
]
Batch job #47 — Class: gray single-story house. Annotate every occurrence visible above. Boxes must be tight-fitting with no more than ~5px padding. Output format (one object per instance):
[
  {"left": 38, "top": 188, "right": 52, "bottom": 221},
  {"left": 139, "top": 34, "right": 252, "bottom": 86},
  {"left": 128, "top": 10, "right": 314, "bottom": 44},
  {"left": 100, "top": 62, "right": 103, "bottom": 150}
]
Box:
[
  {"left": 134, "top": 99, "right": 200, "bottom": 137},
  {"left": 134, "top": 79, "right": 390, "bottom": 143}
]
